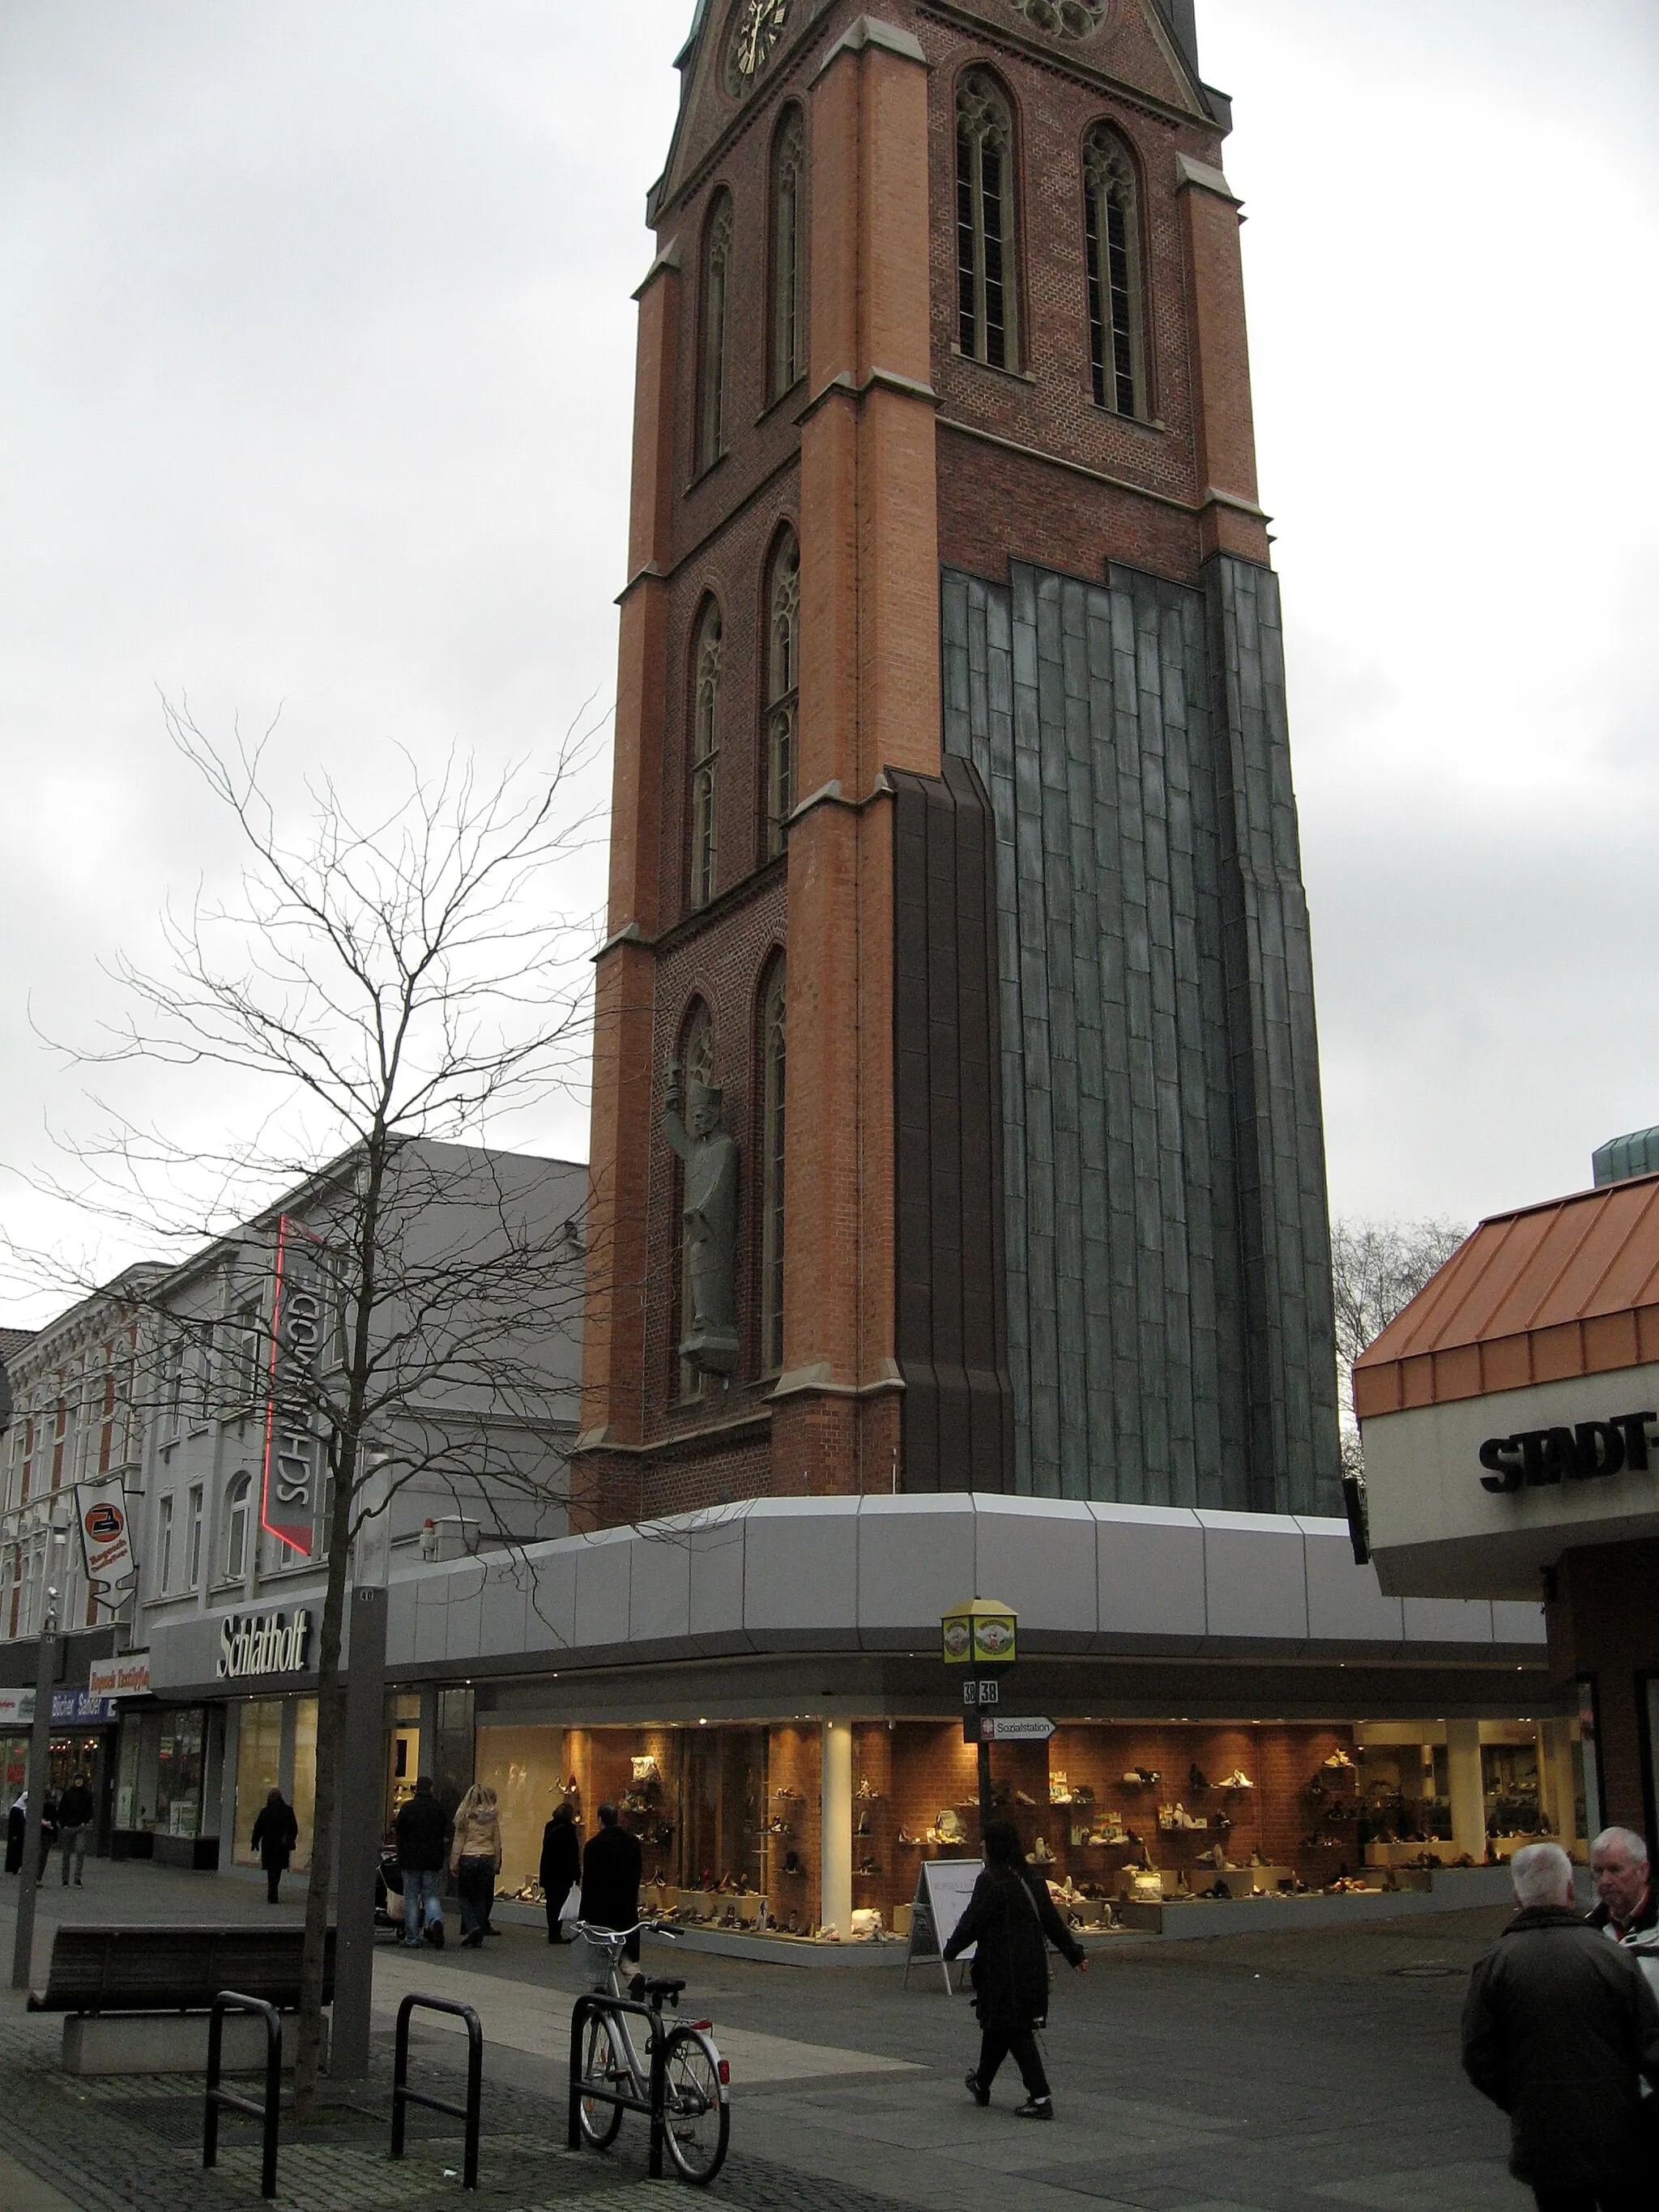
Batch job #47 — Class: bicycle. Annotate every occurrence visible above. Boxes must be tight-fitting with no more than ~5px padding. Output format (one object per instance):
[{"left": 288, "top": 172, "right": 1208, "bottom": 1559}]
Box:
[{"left": 568, "top": 1920, "right": 730, "bottom": 2184}]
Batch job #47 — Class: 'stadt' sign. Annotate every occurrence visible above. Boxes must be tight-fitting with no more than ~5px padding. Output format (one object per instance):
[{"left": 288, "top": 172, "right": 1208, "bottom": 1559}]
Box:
[{"left": 1479, "top": 1410, "right": 1657, "bottom": 1493}]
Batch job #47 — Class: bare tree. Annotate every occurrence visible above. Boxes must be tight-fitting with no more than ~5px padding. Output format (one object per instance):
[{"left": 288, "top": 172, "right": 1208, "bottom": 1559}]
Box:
[
  {"left": 10, "top": 700, "right": 605, "bottom": 2107},
  {"left": 1330, "top": 1215, "right": 1468, "bottom": 1471}
]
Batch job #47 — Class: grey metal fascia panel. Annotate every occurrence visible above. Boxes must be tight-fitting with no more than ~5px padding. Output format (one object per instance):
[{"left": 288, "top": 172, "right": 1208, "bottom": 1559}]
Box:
[
  {"left": 629, "top": 1526, "right": 693, "bottom": 1652},
  {"left": 1091, "top": 1501, "right": 1205, "bottom": 1652},
  {"left": 476, "top": 1568, "right": 530, "bottom": 1661},
  {"left": 1196, "top": 1507, "right": 1309, "bottom": 1650},
  {"left": 1403, "top": 1595, "right": 1500, "bottom": 1649},
  {"left": 686, "top": 1508, "right": 752, "bottom": 1658},
  {"left": 1294, "top": 1515, "right": 1405, "bottom": 1652},
  {"left": 1490, "top": 1600, "right": 1549, "bottom": 1648},
  {"left": 742, "top": 1495, "right": 860, "bottom": 1652},
  {"left": 856, "top": 1492, "right": 977, "bottom": 1651},
  {"left": 974, "top": 1493, "right": 1098, "bottom": 1649},
  {"left": 572, "top": 1528, "right": 633, "bottom": 1656},
  {"left": 520, "top": 1544, "right": 578, "bottom": 1662}
]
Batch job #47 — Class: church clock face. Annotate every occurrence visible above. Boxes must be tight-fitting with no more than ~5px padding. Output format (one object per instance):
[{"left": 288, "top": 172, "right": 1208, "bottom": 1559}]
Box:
[{"left": 726, "top": 0, "right": 791, "bottom": 93}]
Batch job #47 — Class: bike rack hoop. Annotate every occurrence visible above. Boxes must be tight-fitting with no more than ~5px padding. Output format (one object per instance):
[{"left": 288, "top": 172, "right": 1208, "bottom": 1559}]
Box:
[
  {"left": 391, "top": 1992, "right": 484, "bottom": 2191},
  {"left": 203, "top": 1990, "right": 284, "bottom": 2201}
]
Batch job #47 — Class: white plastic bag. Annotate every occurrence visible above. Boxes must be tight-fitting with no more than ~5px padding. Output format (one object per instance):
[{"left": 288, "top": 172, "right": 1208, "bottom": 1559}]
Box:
[{"left": 559, "top": 1883, "right": 582, "bottom": 1924}]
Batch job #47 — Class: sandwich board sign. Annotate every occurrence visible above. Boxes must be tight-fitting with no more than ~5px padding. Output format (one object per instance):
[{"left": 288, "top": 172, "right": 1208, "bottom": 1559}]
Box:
[{"left": 902, "top": 1857, "right": 983, "bottom": 1993}]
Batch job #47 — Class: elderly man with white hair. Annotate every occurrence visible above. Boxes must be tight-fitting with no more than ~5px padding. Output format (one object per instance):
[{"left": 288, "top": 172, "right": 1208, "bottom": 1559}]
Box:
[
  {"left": 1589, "top": 1826, "right": 1657, "bottom": 1947},
  {"left": 1463, "top": 1839, "right": 1659, "bottom": 2210}
]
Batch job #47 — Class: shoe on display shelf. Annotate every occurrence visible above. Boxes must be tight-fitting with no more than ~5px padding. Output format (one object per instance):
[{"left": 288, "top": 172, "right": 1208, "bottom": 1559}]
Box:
[
  {"left": 1221, "top": 1769, "right": 1255, "bottom": 1789},
  {"left": 1189, "top": 1764, "right": 1209, "bottom": 1792},
  {"left": 1322, "top": 1749, "right": 1356, "bottom": 1772}
]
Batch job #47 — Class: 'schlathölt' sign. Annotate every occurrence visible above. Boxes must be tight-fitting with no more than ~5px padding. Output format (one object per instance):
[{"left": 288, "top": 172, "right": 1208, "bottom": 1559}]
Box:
[
  {"left": 262, "top": 1214, "right": 328, "bottom": 1556},
  {"left": 218, "top": 1608, "right": 313, "bottom": 1679},
  {"left": 1479, "top": 1410, "right": 1658, "bottom": 1494}
]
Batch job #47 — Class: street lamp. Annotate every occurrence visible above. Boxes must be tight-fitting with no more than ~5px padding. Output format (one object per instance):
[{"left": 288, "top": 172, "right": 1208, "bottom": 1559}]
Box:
[
  {"left": 941, "top": 1598, "right": 1017, "bottom": 1835},
  {"left": 11, "top": 1509, "right": 71, "bottom": 1991}
]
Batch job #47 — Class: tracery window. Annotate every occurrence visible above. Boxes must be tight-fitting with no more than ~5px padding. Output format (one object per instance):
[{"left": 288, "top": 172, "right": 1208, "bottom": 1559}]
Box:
[
  {"left": 770, "top": 109, "right": 807, "bottom": 399},
  {"left": 699, "top": 191, "right": 734, "bottom": 470},
  {"left": 956, "top": 72, "right": 1018, "bottom": 371},
  {"left": 674, "top": 1003, "right": 715, "bottom": 1401},
  {"left": 1083, "top": 126, "right": 1146, "bottom": 417},
  {"left": 757, "top": 958, "right": 787, "bottom": 1375},
  {"left": 689, "top": 599, "right": 722, "bottom": 910},
  {"left": 764, "top": 531, "right": 800, "bottom": 858}
]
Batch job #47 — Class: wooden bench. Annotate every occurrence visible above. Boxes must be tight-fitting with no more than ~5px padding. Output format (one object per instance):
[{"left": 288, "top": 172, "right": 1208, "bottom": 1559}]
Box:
[{"left": 29, "top": 1925, "right": 336, "bottom": 2074}]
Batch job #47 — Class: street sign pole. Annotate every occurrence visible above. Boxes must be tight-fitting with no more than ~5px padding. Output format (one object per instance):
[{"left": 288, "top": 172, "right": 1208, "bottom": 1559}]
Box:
[{"left": 941, "top": 1601, "right": 1018, "bottom": 1847}]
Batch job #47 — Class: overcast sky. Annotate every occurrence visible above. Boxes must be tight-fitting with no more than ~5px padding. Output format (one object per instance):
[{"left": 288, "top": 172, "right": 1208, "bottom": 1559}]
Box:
[{"left": 2, "top": 1, "right": 1656, "bottom": 1323}]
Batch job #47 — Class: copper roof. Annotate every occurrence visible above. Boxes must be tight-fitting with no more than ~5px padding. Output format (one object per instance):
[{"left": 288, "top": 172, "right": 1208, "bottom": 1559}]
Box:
[{"left": 1353, "top": 1172, "right": 1659, "bottom": 1418}]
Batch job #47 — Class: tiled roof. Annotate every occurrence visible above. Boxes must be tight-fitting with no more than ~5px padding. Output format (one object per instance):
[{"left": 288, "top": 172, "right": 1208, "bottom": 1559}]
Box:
[
  {"left": 0, "top": 1328, "right": 38, "bottom": 1364},
  {"left": 1354, "top": 1173, "right": 1659, "bottom": 1417}
]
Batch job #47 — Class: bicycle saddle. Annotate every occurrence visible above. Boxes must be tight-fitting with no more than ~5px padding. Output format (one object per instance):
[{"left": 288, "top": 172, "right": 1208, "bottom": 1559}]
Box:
[{"left": 642, "top": 1975, "right": 686, "bottom": 1998}]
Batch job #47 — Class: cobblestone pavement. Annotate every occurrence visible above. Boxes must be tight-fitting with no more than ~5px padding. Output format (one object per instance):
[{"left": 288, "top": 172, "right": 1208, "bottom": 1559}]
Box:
[{"left": 1, "top": 1861, "right": 1533, "bottom": 2212}]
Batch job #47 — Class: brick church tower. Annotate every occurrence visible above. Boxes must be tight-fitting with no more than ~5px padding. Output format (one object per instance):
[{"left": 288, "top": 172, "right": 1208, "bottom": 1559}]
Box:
[{"left": 574, "top": 0, "right": 1341, "bottom": 1528}]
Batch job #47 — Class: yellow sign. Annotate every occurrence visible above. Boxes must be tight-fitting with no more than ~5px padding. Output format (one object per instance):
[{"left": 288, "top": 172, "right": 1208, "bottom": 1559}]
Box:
[{"left": 940, "top": 1598, "right": 1017, "bottom": 1667}]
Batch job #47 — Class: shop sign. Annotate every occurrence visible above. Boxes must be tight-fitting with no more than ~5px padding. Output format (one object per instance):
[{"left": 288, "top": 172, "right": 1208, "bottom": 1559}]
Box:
[
  {"left": 87, "top": 1652, "right": 151, "bottom": 1699},
  {"left": 0, "top": 1690, "right": 34, "bottom": 1728},
  {"left": 217, "top": 1607, "right": 313, "bottom": 1680},
  {"left": 1478, "top": 1410, "right": 1658, "bottom": 1493},
  {"left": 261, "top": 1215, "right": 329, "bottom": 1556},
  {"left": 978, "top": 1714, "right": 1056, "bottom": 1742},
  {"left": 51, "top": 1690, "right": 121, "bottom": 1723},
  {"left": 75, "top": 1477, "right": 139, "bottom": 1596},
  {"left": 940, "top": 1599, "right": 1018, "bottom": 1667}
]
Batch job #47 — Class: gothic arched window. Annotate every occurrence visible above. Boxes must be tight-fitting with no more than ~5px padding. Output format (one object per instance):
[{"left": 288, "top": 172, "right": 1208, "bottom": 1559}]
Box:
[
  {"left": 770, "top": 109, "right": 807, "bottom": 400},
  {"left": 674, "top": 1003, "right": 714, "bottom": 1400},
  {"left": 1083, "top": 125, "right": 1146, "bottom": 417},
  {"left": 956, "top": 72, "right": 1018, "bottom": 371},
  {"left": 689, "top": 599, "right": 722, "bottom": 910},
  {"left": 757, "top": 958, "right": 787, "bottom": 1375},
  {"left": 699, "top": 191, "right": 733, "bottom": 470},
  {"left": 764, "top": 531, "right": 799, "bottom": 858}
]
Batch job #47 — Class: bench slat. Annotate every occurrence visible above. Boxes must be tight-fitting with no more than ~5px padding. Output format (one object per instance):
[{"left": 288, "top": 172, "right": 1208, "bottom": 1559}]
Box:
[{"left": 29, "top": 1925, "right": 337, "bottom": 2014}]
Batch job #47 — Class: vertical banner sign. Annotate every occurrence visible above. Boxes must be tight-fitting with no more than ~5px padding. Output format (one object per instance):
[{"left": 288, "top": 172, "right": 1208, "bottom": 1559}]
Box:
[
  {"left": 75, "top": 1478, "right": 138, "bottom": 1598},
  {"left": 261, "top": 1214, "right": 326, "bottom": 1557}
]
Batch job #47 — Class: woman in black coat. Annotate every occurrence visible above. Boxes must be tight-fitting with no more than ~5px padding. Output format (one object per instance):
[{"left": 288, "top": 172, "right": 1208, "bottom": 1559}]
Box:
[
  {"left": 943, "top": 1818, "right": 1086, "bottom": 2119},
  {"left": 540, "top": 1801, "right": 582, "bottom": 1943},
  {"left": 249, "top": 1788, "right": 300, "bottom": 1904}
]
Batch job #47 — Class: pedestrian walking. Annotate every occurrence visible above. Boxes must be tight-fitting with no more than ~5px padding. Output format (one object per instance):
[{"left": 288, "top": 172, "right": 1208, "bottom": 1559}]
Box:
[
  {"left": 943, "top": 1818, "right": 1087, "bottom": 2121},
  {"left": 5, "top": 1792, "right": 26, "bottom": 1875},
  {"left": 541, "top": 1799, "right": 582, "bottom": 1943},
  {"left": 581, "top": 1802, "right": 643, "bottom": 1961},
  {"left": 449, "top": 1783, "right": 502, "bottom": 1948},
  {"left": 394, "top": 1775, "right": 450, "bottom": 1950},
  {"left": 1462, "top": 1838, "right": 1659, "bottom": 2211},
  {"left": 56, "top": 1773, "right": 95, "bottom": 1886},
  {"left": 249, "top": 1787, "right": 299, "bottom": 1904}
]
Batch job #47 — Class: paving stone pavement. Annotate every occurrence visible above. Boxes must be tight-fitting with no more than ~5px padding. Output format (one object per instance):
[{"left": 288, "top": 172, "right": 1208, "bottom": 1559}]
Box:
[{"left": 0, "top": 1862, "right": 1537, "bottom": 2212}]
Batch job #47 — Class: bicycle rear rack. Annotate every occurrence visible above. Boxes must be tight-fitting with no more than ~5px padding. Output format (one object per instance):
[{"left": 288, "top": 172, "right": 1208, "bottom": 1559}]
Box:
[
  {"left": 203, "top": 1990, "right": 283, "bottom": 2200},
  {"left": 391, "top": 1992, "right": 484, "bottom": 2190},
  {"left": 568, "top": 1990, "right": 671, "bottom": 2178}
]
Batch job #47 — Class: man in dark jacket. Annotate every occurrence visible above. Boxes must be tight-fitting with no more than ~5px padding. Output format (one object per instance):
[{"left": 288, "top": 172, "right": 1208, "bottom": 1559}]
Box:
[
  {"left": 944, "top": 1819, "right": 1086, "bottom": 2120},
  {"left": 541, "top": 1800, "right": 582, "bottom": 1944},
  {"left": 394, "top": 1775, "right": 449, "bottom": 1949},
  {"left": 581, "top": 1803, "right": 642, "bottom": 1960},
  {"left": 57, "top": 1774, "right": 95, "bottom": 1886},
  {"left": 1462, "top": 1839, "right": 1659, "bottom": 2210}
]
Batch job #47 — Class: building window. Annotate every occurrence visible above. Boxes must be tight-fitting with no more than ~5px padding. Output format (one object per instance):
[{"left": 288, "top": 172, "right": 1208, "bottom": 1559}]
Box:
[
  {"left": 765, "top": 531, "right": 800, "bottom": 858},
  {"left": 1083, "top": 125, "right": 1146, "bottom": 416},
  {"left": 674, "top": 1002, "right": 715, "bottom": 1402},
  {"left": 770, "top": 109, "right": 806, "bottom": 399},
  {"left": 186, "top": 1484, "right": 204, "bottom": 1590},
  {"left": 758, "top": 958, "right": 787, "bottom": 1375},
  {"left": 234, "top": 1298, "right": 262, "bottom": 1408},
  {"left": 699, "top": 191, "right": 733, "bottom": 470},
  {"left": 193, "top": 1327, "right": 213, "bottom": 1425},
  {"left": 689, "top": 599, "right": 722, "bottom": 910},
  {"left": 157, "top": 1494, "right": 175, "bottom": 1594},
  {"left": 163, "top": 1339, "right": 184, "bottom": 1436},
  {"left": 224, "top": 1474, "right": 251, "bottom": 1582},
  {"left": 957, "top": 72, "right": 1018, "bottom": 371}
]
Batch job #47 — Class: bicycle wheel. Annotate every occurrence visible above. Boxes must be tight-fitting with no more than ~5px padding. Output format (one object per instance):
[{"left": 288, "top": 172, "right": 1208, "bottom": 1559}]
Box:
[
  {"left": 660, "top": 2023, "right": 729, "bottom": 2184},
  {"left": 578, "top": 2012, "right": 626, "bottom": 2149}
]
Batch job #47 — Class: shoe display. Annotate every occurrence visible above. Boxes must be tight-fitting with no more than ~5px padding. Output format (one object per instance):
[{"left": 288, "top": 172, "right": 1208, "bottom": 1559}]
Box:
[
  {"left": 1189, "top": 1763, "right": 1209, "bottom": 1792},
  {"left": 1220, "top": 1769, "right": 1255, "bottom": 1789},
  {"left": 1322, "top": 1749, "right": 1356, "bottom": 1772},
  {"left": 1030, "top": 1835, "right": 1052, "bottom": 1865},
  {"left": 1014, "top": 1788, "right": 1036, "bottom": 1807},
  {"left": 1120, "top": 1767, "right": 1162, "bottom": 1786},
  {"left": 966, "top": 2073, "right": 990, "bottom": 2108}
]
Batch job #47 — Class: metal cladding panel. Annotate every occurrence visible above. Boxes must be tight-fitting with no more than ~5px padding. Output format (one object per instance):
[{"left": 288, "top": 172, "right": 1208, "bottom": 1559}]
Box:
[
  {"left": 856, "top": 1493, "right": 977, "bottom": 1647},
  {"left": 386, "top": 1577, "right": 417, "bottom": 1667},
  {"left": 742, "top": 1498, "right": 859, "bottom": 1650},
  {"left": 412, "top": 1578, "right": 449, "bottom": 1662},
  {"left": 1403, "top": 1595, "right": 1499, "bottom": 1647},
  {"left": 1295, "top": 1517, "right": 1405, "bottom": 1648},
  {"left": 973, "top": 1494, "right": 1096, "bottom": 1646},
  {"left": 522, "top": 1546, "right": 578, "bottom": 1659},
  {"left": 572, "top": 1532, "right": 632, "bottom": 1654},
  {"left": 686, "top": 1512, "right": 750, "bottom": 1655},
  {"left": 443, "top": 1579, "right": 484, "bottom": 1664},
  {"left": 476, "top": 1571, "right": 529, "bottom": 1660},
  {"left": 1491, "top": 1600, "right": 1549, "bottom": 1647},
  {"left": 1197, "top": 1509, "right": 1308, "bottom": 1646},
  {"left": 629, "top": 1528, "right": 693, "bottom": 1650},
  {"left": 1091, "top": 1503, "right": 1205, "bottom": 1650}
]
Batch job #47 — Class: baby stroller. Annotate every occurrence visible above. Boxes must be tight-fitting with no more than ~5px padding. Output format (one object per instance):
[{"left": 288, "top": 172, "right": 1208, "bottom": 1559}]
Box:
[{"left": 374, "top": 1848, "right": 405, "bottom": 1934}]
